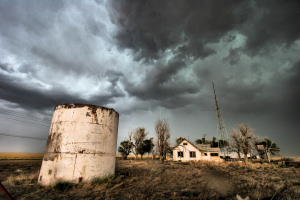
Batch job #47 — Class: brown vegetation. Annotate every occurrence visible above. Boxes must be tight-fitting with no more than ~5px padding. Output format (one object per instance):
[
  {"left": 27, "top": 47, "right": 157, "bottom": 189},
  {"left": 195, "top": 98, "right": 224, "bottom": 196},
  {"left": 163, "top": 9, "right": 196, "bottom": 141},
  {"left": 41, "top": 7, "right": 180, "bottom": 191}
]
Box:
[
  {"left": 0, "top": 153, "right": 43, "bottom": 160},
  {"left": 0, "top": 159, "right": 299, "bottom": 199}
]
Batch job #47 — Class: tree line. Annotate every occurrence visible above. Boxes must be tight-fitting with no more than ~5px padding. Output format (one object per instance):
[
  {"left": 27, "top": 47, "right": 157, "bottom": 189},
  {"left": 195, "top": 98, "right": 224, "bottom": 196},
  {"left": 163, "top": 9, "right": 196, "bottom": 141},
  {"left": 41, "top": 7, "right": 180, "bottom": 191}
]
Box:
[
  {"left": 119, "top": 120, "right": 280, "bottom": 163},
  {"left": 190, "top": 123, "right": 280, "bottom": 163},
  {"left": 118, "top": 118, "right": 170, "bottom": 162},
  {"left": 231, "top": 123, "right": 280, "bottom": 163}
]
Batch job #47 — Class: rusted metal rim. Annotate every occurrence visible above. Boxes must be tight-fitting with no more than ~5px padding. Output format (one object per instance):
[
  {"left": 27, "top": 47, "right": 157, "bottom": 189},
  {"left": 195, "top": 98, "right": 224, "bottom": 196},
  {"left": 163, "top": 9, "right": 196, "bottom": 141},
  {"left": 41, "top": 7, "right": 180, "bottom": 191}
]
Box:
[{"left": 54, "top": 103, "right": 119, "bottom": 114}]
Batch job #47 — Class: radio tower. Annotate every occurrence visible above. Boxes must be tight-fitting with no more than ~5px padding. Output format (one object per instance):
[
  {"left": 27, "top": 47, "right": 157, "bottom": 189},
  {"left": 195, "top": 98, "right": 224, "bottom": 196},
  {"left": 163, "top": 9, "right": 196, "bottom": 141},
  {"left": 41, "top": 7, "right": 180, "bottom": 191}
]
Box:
[{"left": 212, "top": 82, "right": 231, "bottom": 153}]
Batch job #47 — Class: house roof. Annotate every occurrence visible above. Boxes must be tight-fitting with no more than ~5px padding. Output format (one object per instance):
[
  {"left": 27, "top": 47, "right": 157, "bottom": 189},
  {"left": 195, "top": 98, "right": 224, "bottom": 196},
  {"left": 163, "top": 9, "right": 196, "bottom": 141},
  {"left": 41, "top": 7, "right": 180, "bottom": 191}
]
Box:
[{"left": 174, "top": 139, "right": 220, "bottom": 152}]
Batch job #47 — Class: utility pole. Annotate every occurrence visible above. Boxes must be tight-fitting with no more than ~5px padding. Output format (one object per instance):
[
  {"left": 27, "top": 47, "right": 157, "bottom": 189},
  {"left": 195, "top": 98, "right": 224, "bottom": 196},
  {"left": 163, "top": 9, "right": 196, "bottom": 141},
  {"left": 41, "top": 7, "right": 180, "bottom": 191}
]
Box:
[{"left": 212, "top": 82, "right": 231, "bottom": 156}]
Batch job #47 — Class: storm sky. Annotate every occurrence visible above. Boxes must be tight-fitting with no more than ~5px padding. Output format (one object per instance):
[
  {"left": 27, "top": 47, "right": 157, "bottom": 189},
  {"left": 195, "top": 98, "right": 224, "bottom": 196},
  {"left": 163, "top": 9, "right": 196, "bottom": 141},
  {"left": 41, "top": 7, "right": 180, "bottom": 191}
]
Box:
[{"left": 0, "top": 0, "right": 299, "bottom": 156}]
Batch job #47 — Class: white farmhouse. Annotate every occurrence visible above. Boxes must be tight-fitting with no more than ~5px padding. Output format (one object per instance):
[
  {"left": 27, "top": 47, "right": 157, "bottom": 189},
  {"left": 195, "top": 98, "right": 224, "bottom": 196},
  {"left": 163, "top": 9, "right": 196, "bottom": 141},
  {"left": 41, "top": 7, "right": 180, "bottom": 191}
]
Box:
[{"left": 172, "top": 139, "right": 221, "bottom": 162}]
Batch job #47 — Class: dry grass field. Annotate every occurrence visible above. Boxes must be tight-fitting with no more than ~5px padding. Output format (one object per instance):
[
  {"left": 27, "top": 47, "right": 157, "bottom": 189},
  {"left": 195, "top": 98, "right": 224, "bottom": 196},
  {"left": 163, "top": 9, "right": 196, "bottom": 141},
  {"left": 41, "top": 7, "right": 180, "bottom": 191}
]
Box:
[
  {"left": 0, "top": 153, "right": 44, "bottom": 160},
  {"left": 0, "top": 158, "right": 299, "bottom": 200}
]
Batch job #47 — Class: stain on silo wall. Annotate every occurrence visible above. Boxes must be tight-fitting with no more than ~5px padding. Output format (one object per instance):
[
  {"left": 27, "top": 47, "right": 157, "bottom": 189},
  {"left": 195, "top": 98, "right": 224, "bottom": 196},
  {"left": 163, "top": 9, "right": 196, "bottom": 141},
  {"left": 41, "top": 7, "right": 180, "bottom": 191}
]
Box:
[{"left": 38, "top": 103, "right": 119, "bottom": 186}]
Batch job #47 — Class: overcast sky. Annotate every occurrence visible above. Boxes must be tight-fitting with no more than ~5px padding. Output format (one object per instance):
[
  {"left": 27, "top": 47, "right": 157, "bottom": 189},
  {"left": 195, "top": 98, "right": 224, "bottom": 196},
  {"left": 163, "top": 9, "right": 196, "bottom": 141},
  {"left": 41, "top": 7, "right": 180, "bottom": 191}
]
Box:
[{"left": 0, "top": 0, "right": 299, "bottom": 156}]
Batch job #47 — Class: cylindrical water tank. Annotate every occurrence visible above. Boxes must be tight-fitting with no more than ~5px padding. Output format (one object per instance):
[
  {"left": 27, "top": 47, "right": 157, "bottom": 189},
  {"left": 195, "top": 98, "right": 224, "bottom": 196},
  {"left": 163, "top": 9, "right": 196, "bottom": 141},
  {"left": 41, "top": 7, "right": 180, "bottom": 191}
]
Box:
[{"left": 38, "top": 103, "right": 119, "bottom": 186}]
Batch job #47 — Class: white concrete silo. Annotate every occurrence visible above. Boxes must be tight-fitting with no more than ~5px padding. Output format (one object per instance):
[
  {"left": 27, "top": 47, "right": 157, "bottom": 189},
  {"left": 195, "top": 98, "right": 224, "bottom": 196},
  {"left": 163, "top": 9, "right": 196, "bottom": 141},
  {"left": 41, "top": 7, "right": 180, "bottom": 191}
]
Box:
[{"left": 38, "top": 103, "right": 119, "bottom": 186}]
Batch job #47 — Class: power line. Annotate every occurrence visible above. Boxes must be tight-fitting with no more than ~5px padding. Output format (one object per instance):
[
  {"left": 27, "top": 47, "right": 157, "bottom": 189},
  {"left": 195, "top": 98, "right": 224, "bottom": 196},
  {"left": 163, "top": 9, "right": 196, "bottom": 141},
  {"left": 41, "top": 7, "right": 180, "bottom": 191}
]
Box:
[
  {"left": 0, "top": 133, "right": 47, "bottom": 141},
  {"left": 0, "top": 108, "right": 50, "bottom": 124},
  {"left": 0, "top": 115, "right": 50, "bottom": 127}
]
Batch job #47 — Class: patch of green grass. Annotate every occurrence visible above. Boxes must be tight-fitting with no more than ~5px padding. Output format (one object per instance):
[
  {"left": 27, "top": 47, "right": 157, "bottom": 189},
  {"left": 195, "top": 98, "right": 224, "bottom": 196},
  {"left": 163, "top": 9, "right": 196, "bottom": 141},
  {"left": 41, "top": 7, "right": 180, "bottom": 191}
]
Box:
[
  {"left": 91, "top": 174, "right": 118, "bottom": 186},
  {"left": 53, "top": 181, "right": 75, "bottom": 191}
]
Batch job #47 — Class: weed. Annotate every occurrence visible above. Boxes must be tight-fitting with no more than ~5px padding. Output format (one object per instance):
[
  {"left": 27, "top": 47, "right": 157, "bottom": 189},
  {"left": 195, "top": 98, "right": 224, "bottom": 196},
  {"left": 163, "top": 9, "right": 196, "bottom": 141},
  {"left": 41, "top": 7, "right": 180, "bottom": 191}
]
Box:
[
  {"left": 91, "top": 174, "right": 117, "bottom": 186},
  {"left": 2, "top": 172, "right": 38, "bottom": 186}
]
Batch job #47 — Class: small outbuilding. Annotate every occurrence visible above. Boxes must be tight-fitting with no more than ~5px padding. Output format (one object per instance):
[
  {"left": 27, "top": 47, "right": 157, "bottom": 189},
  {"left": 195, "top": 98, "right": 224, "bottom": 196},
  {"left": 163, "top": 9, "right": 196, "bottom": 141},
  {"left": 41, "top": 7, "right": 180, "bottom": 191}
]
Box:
[{"left": 172, "top": 139, "right": 221, "bottom": 162}]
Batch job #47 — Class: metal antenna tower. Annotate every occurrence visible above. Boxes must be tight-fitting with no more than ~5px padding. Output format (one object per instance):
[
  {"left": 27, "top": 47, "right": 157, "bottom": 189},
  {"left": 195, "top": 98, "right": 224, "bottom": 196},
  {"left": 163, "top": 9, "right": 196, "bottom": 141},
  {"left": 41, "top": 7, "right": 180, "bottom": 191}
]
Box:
[{"left": 212, "top": 82, "right": 231, "bottom": 151}]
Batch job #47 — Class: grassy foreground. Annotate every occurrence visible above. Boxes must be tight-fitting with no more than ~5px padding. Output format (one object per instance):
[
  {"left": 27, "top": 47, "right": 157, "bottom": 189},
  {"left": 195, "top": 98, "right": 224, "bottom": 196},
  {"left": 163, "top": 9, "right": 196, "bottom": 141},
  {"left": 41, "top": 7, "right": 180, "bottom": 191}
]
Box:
[{"left": 0, "top": 158, "right": 299, "bottom": 200}]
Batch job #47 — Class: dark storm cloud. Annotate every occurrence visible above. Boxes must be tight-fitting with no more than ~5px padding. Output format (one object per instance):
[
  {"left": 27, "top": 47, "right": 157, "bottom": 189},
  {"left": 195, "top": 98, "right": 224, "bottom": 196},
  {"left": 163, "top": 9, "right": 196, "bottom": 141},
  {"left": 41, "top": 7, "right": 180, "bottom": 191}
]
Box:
[
  {"left": 0, "top": 64, "right": 123, "bottom": 111},
  {"left": 276, "top": 59, "right": 300, "bottom": 115},
  {"left": 105, "top": 70, "right": 124, "bottom": 87},
  {"left": 106, "top": 0, "right": 300, "bottom": 112},
  {"left": 0, "top": 0, "right": 299, "bottom": 156},
  {"left": 123, "top": 58, "right": 200, "bottom": 109},
  {"left": 107, "top": 0, "right": 300, "bottom": 58},
  {"left": 239, "top": 1, "right": 300, "bottom": 55},
  {"left": 107, "top": 0, "right": 243, "bottom": 62},
  {"left": 0, "top": 0, "right": 113, "bottom": 77},
  {"left": 223, "top": 48, "right": 242, "bottom": 65},
  {"left": 0, "top": 1, "right": 125, "bottom": 112}
]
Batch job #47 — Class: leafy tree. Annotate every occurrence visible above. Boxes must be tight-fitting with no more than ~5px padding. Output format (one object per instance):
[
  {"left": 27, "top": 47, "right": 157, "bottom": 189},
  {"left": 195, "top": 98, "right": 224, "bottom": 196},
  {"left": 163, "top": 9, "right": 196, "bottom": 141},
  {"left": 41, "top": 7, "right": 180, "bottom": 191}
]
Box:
[
  {"left": 195, "top": 134, "right": 210, "bottom": 145},
  {"left": 155, "top": 118, "right": 170, "bottom": 163},
  {"left": 218, "top": 139, "right": 229, "bottom": 148},
  {"left": 195, "top": 139, "right": 203, "bottom": 144},
  {"left": 195, "top": 137, "right": 223, "bottom": 147},
  {"left": 231, "top": 123, "right": 257, "bottom": 163},
  {"left": 255, "top": 138, "right": 280, "bottom": 162},
  {"left": 137, "top": 139, "right": 154, "bottom": 159},
  {"left": 211, "top": 137, "right": 218, "bottom": 147},
  {"left": 175, "top": 137, "right": 186, "bottom": 145},
  {"left": 118, "top": 140, "right": 133, "bottom": 159}
]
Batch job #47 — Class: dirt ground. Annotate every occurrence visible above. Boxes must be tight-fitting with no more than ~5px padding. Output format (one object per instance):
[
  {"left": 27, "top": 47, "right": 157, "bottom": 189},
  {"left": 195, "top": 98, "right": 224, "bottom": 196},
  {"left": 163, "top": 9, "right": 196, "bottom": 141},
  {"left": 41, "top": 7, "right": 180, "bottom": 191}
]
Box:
[{"left": 0, "top": 159, "right": 299, "bottom": 200}]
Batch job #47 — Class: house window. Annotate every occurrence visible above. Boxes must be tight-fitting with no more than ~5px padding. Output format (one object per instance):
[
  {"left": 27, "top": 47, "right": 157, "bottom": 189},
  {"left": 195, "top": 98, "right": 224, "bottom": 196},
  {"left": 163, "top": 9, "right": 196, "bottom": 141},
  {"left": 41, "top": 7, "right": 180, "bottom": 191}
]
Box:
[
  {"left": 183, "top": 142, "right": 187, "bottom": 145},
  {"left": 48, "top": 170, "right": 52, "bottom": 175},
  {"left": 178, "top": 151, "right": 184, "bottom": 157},
  {"left": 211, "top": 153, "right": 219, "bottom": 157},
  {"left": 202, "top": 152, "right": 208, "bottom": 156},
  {"left": 190, "top": 151, "right": 196, "bottom": 158}
]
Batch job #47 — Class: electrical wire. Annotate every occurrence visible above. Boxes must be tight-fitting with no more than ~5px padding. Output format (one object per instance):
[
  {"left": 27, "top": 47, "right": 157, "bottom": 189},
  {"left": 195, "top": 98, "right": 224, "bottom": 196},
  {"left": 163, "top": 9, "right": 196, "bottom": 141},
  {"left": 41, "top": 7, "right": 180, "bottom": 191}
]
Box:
[
  {"left": 0, "top": 115, "right": 50, "bottom": 127},
  {"left": 0, "top": 133, "right": 47, "bottom": 140},
  {"left": 0, "top": 108, "right": 50, "bottom": 124}
]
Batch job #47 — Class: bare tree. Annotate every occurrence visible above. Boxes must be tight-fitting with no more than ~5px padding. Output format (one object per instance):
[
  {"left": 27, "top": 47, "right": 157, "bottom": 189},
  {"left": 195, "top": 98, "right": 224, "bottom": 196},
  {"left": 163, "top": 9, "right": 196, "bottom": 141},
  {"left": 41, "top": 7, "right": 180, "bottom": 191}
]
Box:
[
  {"left": 231, "top": 123, "right": 256, "bottom": 163},
  {"left": 155, "top": 118, "right": 170, "bottom": 163},
  {"left": 131, "top": 127, "right": 148, "bottom": 160}
]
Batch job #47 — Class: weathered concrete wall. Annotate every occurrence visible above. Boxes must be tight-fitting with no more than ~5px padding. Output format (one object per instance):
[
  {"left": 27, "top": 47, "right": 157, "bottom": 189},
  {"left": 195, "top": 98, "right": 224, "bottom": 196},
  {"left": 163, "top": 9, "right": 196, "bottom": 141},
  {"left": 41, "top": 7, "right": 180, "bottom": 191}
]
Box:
[{"left": 38, "top": 103, "right": 119, "bottom": 186}]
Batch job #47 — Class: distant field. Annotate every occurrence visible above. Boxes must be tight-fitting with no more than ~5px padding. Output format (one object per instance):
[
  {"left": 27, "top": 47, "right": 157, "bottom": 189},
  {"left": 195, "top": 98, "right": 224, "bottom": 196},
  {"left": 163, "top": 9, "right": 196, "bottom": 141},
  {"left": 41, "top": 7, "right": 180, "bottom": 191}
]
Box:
[
  {"left": 0, "top": 152, "right": 44, "bottom": 160},
  {"left": 116, "top": 155, "right": 153, "bottom": 159}
]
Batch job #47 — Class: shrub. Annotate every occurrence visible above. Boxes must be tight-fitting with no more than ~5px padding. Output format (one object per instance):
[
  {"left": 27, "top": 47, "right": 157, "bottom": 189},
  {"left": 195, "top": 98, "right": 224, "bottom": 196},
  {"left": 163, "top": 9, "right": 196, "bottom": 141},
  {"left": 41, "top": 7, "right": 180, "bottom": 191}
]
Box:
[{"left": 53, "top": 181, "right": 75, "bottom": 191}]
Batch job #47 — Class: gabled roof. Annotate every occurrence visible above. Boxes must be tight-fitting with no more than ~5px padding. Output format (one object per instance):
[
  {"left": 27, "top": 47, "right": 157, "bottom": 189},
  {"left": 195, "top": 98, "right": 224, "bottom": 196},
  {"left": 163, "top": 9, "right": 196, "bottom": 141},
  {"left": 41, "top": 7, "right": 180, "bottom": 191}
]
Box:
[{"left": 174, "top": 139, "right": 220, "bottom": 152}]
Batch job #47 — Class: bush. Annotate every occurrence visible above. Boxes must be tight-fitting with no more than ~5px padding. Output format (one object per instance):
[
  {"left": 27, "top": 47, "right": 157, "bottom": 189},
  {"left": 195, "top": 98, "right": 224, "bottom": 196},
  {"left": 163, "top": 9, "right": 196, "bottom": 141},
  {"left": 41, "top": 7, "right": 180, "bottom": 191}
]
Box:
[{"left": 53, "top": 181, "right": 75, "bottom": 191}]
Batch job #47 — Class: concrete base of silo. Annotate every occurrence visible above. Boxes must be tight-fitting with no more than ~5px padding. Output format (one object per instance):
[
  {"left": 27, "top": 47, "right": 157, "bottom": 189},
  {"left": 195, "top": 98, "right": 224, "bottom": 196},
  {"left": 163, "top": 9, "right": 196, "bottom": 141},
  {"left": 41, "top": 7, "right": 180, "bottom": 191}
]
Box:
[{"left": 38, "top": 103, "right": 119, "bottom": 186}]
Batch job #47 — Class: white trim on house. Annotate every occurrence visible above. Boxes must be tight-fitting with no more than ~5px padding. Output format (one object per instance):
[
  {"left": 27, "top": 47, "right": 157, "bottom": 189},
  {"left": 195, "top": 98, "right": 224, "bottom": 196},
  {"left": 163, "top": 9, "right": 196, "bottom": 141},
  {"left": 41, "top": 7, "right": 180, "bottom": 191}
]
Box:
[{"left": 172, "top": 139, "right": 221, "bottom": 162}]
